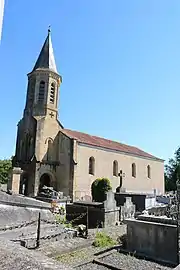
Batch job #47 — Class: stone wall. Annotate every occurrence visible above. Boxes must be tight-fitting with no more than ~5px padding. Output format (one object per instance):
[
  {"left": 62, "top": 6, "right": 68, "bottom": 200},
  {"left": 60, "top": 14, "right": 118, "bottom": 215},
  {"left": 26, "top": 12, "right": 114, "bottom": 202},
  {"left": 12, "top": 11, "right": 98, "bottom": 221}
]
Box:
[
  {"left": 55, "top": 131, "right": 72, "bottom": 196},
  {"left": 126, "top": 218, "right": 178, "bottom": 265},
  {"left": 0, "top": 204, "right": 54, "bottom": 228},
  {"left": 74, "top": 143, "right": 164, "bottom": 200},
  {"left": 0, "top": 191, "right": 50, "bottom": 208},
  {"left": 0, "top": 191, "right": 54, "bottom": 228}
]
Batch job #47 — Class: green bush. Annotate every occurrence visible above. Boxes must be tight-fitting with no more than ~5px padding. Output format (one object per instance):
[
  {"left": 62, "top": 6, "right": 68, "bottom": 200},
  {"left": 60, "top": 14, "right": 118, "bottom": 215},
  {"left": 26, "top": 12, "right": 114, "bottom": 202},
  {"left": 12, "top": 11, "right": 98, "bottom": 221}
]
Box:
[
  {"left": 93, "top": 232, "right": 117, "bottom": 248},
  {"left": 0, "top": 159, "right": 12, "bottom": 184},
  {"left": 91, "top": 178, "right": 112, "bottom": 202}
]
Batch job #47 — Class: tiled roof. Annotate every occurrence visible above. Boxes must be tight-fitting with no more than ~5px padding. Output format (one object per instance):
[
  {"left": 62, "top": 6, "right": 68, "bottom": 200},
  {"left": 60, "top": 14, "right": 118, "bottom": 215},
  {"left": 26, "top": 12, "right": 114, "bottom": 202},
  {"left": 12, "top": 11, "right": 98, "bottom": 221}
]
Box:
[{"left": 61, "top": 129, "right": 163, "bottom": 161}]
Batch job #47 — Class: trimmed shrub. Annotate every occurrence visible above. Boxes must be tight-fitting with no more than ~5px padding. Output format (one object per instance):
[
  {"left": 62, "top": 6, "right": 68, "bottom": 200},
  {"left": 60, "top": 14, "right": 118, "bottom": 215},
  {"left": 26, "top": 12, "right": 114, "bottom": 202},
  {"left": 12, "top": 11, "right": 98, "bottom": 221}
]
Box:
[{"left": 91, "top": 178, "right": 112, "bottom": 202}]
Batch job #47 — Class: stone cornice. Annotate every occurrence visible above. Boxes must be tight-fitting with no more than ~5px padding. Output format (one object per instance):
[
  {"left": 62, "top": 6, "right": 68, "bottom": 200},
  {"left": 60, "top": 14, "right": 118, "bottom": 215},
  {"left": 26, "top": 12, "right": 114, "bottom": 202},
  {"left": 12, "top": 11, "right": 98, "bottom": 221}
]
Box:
[{"left": 27, "top": 69, "right": 62, "bottom": 82}]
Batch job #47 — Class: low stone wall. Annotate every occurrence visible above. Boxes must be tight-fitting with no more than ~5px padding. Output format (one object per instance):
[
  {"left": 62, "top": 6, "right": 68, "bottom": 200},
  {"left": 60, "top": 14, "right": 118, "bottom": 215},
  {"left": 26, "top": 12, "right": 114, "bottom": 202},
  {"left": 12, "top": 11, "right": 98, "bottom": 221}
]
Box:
[
  {"left": 0, "top": 204, "right": 54, "bottom": 229},
  {"left": 125, "top": 218, "right": 178, "bottom": 265},
  {"left": 0, "top": 191, "right": 50, "bottom": 208}
]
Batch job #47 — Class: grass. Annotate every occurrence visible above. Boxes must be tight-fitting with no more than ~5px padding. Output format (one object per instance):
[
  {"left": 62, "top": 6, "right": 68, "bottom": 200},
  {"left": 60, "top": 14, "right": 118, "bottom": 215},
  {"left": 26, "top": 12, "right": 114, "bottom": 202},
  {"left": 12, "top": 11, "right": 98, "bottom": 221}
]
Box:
[
  {"left": 56, "top": 248, "right": 90, "bottom": 264},
  {"left": 92, "top": 232, "right": 117, "bottom": 248}
]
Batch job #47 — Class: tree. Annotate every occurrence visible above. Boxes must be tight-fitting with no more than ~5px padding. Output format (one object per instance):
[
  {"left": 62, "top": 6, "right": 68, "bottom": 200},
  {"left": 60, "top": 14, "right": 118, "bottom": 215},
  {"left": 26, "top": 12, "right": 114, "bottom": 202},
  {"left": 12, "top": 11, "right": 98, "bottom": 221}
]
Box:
[
  {"left": 91, "top": 178, "right": 112, "bottom": 202},
  {"left": 0, "top": 158, "right": 12, "bottom": 184},
  {"left": 165, "top": 147, "right": 180, "bottom": 191}
]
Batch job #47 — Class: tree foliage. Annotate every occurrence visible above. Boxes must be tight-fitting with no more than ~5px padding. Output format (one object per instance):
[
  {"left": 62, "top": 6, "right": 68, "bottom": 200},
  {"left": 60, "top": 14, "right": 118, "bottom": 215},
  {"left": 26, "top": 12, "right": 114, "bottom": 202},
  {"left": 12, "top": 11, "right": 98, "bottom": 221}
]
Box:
[
  {"left": 165, "top": 147, "right": 180, "bottom": 191},
  {"left": 91, "top": 178, "right": 112, "bottom": 202},
  {"left": 0, "top": 158, "right": 12, "bottom": 184}
]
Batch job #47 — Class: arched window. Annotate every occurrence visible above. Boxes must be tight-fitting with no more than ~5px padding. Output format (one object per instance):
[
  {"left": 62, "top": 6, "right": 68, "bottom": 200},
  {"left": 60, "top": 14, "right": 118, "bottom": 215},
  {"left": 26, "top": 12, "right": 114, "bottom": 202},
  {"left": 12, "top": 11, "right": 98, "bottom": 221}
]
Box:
[
  {"left": 147, "top": 165, "right": 151, "bottom": 178},
  {"left": 47, "top": 139, "right": 53, "bottom": 161},
  {"left": 38, "top": 81, "right": 45, "bottom": 103},
  {"left": 89, "top": 156, "right": 95, "bottom": 175},
  {"left": 132, "top": 163, "right": 136, "bottom": 178},
  {"left": 50, "top": 83, "right": 55, "bottom": 104},
  {"left": 113, "top": 160, "right": 118, "bottom": 176}
]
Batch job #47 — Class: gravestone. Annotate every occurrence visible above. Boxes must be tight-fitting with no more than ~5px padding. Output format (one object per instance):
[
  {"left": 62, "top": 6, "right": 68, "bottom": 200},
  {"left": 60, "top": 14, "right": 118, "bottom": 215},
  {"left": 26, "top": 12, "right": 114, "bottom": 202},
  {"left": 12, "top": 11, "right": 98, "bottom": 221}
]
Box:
[
  {"left": 104, "top": 190, "right": 120, "bottom": 226},
  {"left": 104, "top": 190, "right": 117, "bottom": 210},
  {"left": 121, "top": 197, "right": 136, "bottom": 221}
]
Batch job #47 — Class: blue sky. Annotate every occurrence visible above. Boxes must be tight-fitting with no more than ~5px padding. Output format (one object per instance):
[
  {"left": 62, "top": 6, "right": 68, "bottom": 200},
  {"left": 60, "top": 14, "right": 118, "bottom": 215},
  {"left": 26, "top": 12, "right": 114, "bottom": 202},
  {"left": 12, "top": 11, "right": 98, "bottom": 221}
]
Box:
[{"left": 0, "top": 0, "right": 180, "bottom": 163}]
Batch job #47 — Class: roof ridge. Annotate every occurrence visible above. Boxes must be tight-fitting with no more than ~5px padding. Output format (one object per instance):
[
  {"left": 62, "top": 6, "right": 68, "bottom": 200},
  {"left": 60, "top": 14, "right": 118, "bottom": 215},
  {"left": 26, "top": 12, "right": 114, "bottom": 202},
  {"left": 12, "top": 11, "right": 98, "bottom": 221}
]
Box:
[
  {"left": 64, "top": 128, "right": 137, "bottom": 148},
  {"left": 62, "top": 128, "right": 163, "bottom": 161}
]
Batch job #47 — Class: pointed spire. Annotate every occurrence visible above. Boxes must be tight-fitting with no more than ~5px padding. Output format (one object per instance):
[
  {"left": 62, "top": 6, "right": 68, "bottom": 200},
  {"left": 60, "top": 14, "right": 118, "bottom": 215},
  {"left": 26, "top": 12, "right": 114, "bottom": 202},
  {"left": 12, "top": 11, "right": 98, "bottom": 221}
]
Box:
[{"left": 32, "top": 28, "right": 58, "bottom": 73}]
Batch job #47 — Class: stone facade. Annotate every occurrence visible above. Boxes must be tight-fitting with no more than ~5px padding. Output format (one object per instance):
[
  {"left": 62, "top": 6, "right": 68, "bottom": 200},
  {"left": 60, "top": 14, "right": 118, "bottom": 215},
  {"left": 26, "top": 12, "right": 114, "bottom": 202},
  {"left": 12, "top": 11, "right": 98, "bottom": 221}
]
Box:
[
  {"left": 73, "top": 143, "right": 164, "bottom": 200},
  {"left": 11, "top": 30, "right": 165, "bottom": 200}
]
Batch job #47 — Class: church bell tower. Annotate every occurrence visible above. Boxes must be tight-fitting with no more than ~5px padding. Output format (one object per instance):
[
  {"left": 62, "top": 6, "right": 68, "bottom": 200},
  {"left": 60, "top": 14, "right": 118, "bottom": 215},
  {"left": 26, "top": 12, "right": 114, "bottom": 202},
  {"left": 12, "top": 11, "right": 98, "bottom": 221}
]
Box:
[
  {"left": 24, "top": 28, "right": 62, "bottom": 120},
  {"left": 12, "top": 29, "right": 63, "bottom": 196}
]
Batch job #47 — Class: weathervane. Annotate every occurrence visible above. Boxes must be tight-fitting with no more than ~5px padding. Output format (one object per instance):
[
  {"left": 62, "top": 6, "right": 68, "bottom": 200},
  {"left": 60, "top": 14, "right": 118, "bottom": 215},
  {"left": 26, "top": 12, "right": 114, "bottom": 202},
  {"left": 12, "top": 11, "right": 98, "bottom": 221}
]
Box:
[{"left": 48, "top": 25, "right": 51, "bottom": 33}]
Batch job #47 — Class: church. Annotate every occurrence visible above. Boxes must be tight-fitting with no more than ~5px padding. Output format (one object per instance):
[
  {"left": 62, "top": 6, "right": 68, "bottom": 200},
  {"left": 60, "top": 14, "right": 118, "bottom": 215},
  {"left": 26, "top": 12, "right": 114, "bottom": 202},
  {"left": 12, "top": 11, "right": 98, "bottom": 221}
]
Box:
[{"left": 9, "top": 30, "right": 165, "bottom": 200}]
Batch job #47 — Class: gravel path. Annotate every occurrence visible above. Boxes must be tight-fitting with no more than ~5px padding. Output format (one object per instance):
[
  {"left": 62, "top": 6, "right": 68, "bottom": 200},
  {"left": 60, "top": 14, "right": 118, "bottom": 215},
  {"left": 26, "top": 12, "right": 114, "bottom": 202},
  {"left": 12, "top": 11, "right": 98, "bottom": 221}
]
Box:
[
  {"left": 76, "top": 263, "right": 107, "bottom": 270},
  {"left": 100, "top": 252, "right": 174, "bottom": 270},
  {"left": 0, "top": 238, "right": 72, "bottom": 270},
  {"left": 53, "top": 245, "right": 106, "bottom": 266},
  {"left": 39, "top": 237, "right": 92, "bottom": 257}
]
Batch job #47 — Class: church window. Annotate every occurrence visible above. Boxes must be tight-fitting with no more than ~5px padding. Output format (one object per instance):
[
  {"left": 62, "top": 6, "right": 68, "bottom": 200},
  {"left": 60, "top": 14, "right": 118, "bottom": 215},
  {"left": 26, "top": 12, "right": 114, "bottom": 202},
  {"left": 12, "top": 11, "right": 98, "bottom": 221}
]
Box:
[
  {"left": 38, "top": 81, "right": 45, "bottom": 103},
  {"left": 47, "top": 139, "right": 53, "bottom": 161},
  {"left": 147, "top": 165, "right": 151, "bottom": 178},
  {"left": 132, "top": 163, "right": 136, "bottom": 178},
  {"left": 50, "top": 83, "right": 55, "bottom": 104},
  {"left": 89, "top": 156, "right": 95, "bottom": 175},
  {"left": 113, "top": 160, "right": 118, "bottom": 176}
]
